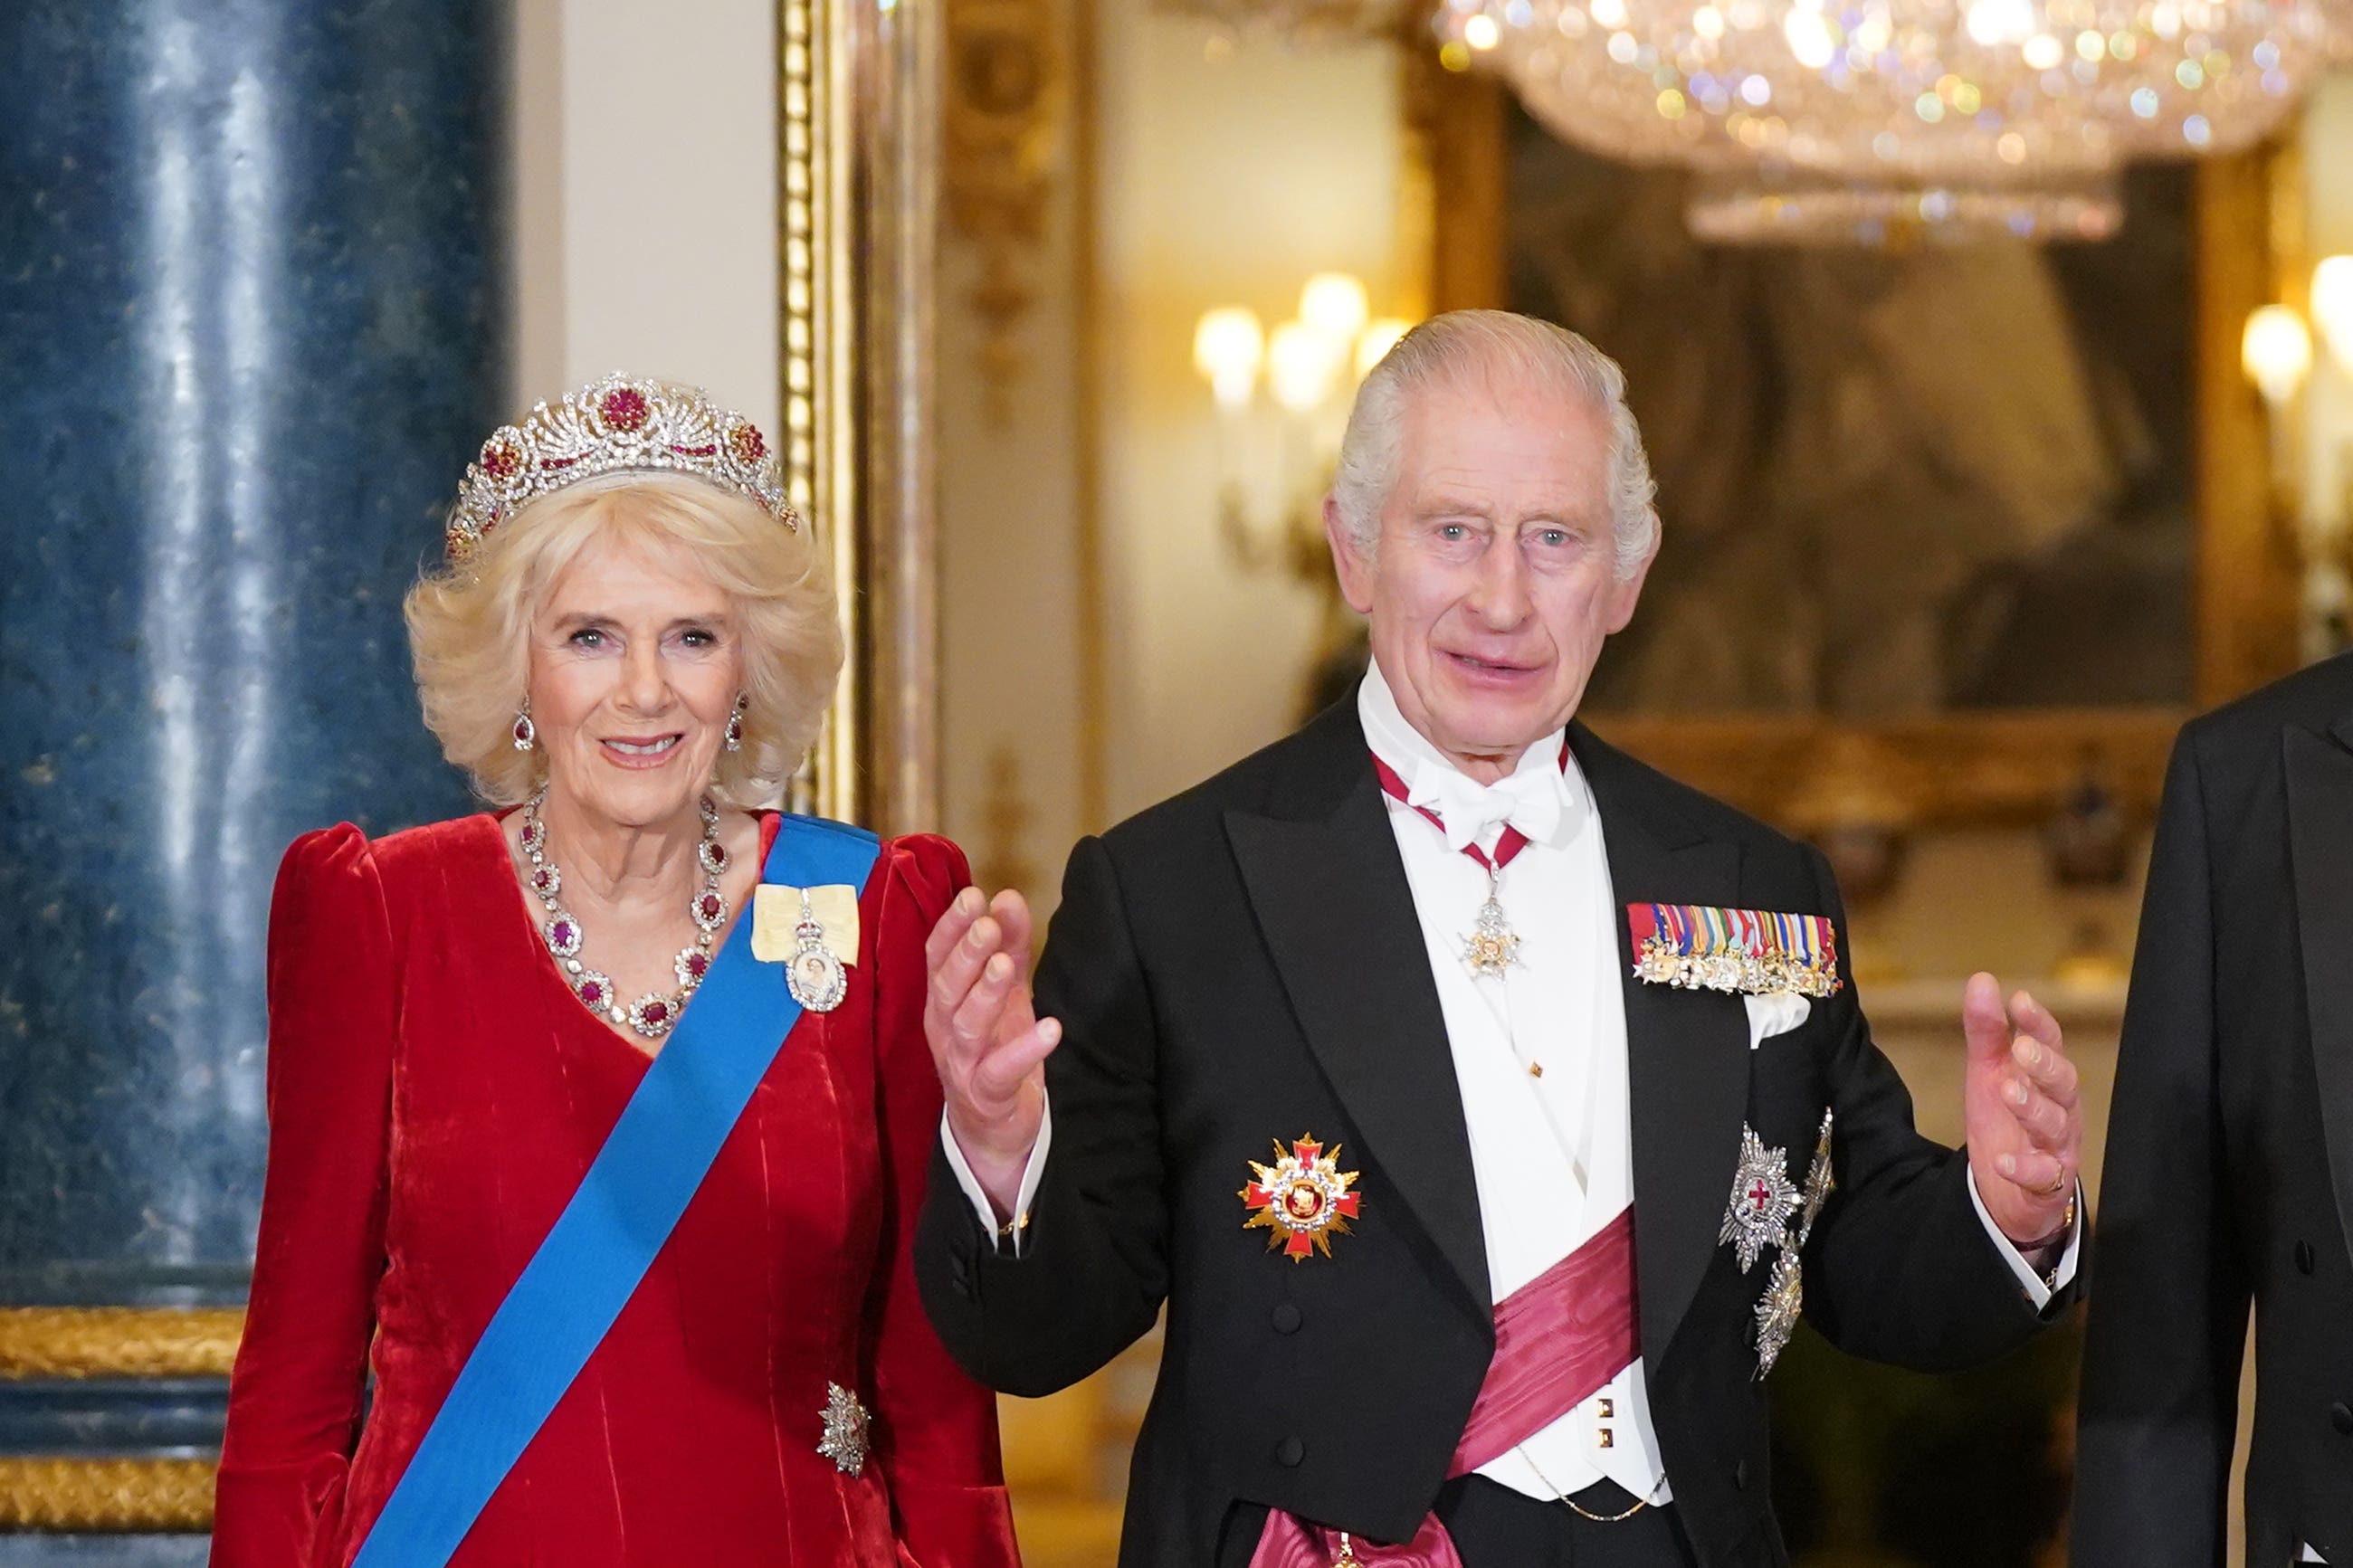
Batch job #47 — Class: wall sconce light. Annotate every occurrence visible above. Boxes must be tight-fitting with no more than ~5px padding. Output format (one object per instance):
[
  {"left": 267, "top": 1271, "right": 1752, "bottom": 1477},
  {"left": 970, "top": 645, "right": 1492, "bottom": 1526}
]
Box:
[
  {"left": 2243, "top": 252, "right": 2353, "bottom": 661},
  {"left": 1194, "top": 274, "right": 1413, "bottom": 584}
]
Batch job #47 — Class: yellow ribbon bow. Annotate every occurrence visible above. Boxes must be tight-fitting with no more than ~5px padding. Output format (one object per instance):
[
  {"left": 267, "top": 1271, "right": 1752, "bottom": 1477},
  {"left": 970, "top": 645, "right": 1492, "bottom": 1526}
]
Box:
[{"left": 751, "top": 883, "right": 862, "bottom": 964}]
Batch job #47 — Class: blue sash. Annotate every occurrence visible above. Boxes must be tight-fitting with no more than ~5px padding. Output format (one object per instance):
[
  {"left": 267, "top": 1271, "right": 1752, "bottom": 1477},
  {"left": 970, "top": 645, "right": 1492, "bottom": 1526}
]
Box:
[{"left": 348, "top": 814, "right": 883, "bottom": 1568}]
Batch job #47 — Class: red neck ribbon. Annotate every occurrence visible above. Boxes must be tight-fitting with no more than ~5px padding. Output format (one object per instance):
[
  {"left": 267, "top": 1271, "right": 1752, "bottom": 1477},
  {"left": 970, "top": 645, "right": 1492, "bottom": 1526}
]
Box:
[{"left": 1367, "top": 743, "right": 1569, "bottom": 877}]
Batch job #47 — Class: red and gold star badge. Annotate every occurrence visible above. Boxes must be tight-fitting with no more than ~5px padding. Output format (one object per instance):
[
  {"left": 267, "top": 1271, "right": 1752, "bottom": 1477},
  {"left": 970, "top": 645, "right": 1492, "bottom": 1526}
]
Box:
[{"left": 1241, "top": 1136, "right": 1362, "bottom": 1260}]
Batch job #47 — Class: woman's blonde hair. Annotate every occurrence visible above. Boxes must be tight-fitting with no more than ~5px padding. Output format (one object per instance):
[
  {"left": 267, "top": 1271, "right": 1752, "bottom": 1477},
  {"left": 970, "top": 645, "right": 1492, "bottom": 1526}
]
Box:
[{"left": 405, "top": 472, "right": 842, "bottom": 808}]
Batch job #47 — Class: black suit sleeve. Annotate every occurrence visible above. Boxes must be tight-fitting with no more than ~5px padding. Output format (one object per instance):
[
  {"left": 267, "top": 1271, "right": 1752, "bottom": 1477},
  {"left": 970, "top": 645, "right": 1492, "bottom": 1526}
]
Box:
[
  {"left": 2072, "top": 732, "right": 2247, "bottom": 1568},
  {"left": 1796, "top": 844, "right": 2068, "bottom": 1371},
  {"left": 916, "top": 833, "right": 1170, "bottom": 1398}
]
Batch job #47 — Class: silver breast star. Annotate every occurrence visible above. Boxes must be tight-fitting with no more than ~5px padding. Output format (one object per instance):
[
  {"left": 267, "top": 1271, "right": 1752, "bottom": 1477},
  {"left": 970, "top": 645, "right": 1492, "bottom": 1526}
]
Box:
[
  {"left": 1720, "top": 1126, "right": 1799, "bottom": 1274},
  {"left": 1753, "top": 1247, "right": 1805, "bottom": 1378},
  {"left": 817, "top": 1381, "right": 871, "bottom": 1477}
]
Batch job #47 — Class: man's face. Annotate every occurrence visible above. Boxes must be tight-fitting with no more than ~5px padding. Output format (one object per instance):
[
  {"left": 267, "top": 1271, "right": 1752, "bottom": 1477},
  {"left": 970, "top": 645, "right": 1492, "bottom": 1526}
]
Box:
[{"left": 1328, "top": 369, "right": 1654, "bottom": 782}]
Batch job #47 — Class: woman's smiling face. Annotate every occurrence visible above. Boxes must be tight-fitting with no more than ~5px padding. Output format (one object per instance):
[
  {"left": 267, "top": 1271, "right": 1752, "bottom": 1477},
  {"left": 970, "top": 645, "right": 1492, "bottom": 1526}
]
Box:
[{"left": 527, "top": 528, "right": 745, "bottom": 831}]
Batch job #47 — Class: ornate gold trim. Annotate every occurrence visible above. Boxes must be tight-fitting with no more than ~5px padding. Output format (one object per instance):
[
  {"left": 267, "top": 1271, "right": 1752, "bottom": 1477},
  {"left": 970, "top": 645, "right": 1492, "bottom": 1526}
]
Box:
[
  {"left": 0, "top": 1457, "right": 216, "bottom": 1531},
  {"left": 786, "top": 0, "right": 945, "bottom": 832},
  {"left": 2194, "top": 147, "right": 2301, "bottom": 708},
  {"left": 945, "top": 0, "right": 1063, "bottom": 423},
  {"left": 975, "top": 746, "right": 1038, "bottom": 894},
  {"left": 1405, "top": 53, "right": 1507, "bottom": 315},
  {"left": 861, "top": 0, "right": 948, "bottom": 836},
  {"left": 0, "top": 1307, "right": 243, "bottom": 1381},
  {"left": 780, "top": 0, "right": 858, "bottom": 822},
  {"left": 1588, "top": 708, "right": 2180, "bottom": 832},
  {"left": 1072, "top": 0, "right": 1108, "bottom": 832}
]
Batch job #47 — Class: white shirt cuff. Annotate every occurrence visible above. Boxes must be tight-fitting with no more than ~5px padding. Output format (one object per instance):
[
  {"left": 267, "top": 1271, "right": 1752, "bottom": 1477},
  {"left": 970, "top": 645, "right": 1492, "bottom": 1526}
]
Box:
[
  {"left": 1966, "top": 1167, "right": 2082, "bottom": 1309},
  {"left": 938, "top": 1093, "right": 1053, "bottom": 1257}
]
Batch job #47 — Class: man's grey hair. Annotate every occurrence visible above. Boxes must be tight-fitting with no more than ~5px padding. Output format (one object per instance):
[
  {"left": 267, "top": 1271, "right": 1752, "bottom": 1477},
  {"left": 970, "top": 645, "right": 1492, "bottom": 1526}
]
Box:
[{"left": 1329, "top": 309, "right": 1661, "bottom": 581}]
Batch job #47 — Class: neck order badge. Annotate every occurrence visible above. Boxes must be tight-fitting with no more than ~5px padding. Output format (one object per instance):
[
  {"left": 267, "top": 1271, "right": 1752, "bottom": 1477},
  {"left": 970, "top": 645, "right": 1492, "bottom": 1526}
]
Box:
[
  {"left": 1369, "top": 745, "right": 1570, "bottom": 982},
  {"left": 348, "top": 815, "right": 882, "bottom": 1568}
]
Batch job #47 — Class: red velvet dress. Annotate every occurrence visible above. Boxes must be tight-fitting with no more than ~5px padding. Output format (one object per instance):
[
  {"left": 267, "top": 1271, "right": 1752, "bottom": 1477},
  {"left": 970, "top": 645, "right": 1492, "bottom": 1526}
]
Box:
[{"left": 212, "top": 814, "right": 1021, "bottom": 1568}]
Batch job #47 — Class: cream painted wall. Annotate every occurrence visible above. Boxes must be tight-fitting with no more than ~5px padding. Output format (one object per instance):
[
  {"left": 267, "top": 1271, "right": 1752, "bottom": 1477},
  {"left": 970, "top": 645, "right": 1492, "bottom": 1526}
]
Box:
[
  {"left": 937, "top": 4, "right": 1091, "bottom": 897},
  {"left": 509, "top": 0, "right": 780, "bottom": 438},
  {"left": 1093, "top": 8, "right": 1408, "bottom": 822}
]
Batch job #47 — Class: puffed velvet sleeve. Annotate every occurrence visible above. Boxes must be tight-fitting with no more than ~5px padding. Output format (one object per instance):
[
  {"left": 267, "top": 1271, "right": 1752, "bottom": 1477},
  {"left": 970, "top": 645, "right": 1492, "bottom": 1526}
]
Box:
[
  {"left": 856, "top": 841, "right": 1021, "bottom": 1561},
  {"left": 862, "top": 834, "right": 1022, "bottom": 1568},
  {"left": 213, "top": 826, "right": 397, "bottom": 1567}
]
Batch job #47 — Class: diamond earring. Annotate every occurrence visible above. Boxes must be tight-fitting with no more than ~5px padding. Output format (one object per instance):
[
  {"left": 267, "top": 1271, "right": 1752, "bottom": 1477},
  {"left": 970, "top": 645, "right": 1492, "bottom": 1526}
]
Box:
[
  {"left": 724, "top": 693, "right": 747, "bottom": 753},
  {"left": 511, "top": 701, "right": 536, "bottom": 751}
]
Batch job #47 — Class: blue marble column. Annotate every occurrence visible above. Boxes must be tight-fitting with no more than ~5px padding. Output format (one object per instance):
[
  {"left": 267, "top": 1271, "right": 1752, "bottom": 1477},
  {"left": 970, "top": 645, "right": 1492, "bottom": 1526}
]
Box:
[{"left": 0, "top": 0, "right": 508, "bottom": 1542}]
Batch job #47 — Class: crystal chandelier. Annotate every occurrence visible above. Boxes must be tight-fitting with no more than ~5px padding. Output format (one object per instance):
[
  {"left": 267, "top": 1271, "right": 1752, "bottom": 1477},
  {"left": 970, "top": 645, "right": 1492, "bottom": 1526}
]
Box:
[{"left": 1432, "top": 0, "right": 2348, "bottom": 240}]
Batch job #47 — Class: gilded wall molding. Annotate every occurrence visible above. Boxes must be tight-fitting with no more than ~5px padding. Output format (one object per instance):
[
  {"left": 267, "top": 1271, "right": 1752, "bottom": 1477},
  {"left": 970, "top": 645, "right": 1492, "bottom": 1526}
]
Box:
[
  {"left": 780, "top": 0, "right": 859, "bottom": 821},
  {"left": 1071, "top": 0, "right": 1107, "bottom": 832},
  {"left": 974, "top": 746, "right": 1038, "bottom": 896},
  {"left": 786, "top": 0, "right": 942, "bottom": 833},
  {"left": 0, "top": 1307, "right": 243, "bottom": 1381},
  {"left": 0, "top": 1458, "right": 216, "bottom": 1531},
  {"left": 945, "top": 0, "right": 1063, "bottom": 423}
]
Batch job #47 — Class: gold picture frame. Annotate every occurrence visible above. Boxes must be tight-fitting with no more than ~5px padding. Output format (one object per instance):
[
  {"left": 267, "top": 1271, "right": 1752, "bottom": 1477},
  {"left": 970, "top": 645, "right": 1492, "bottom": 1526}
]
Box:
[
  {"left": 1407, "top": 61, "right": 2303, "bottom": 832},
  {"left": 795, "top": 0, "right": 945, "bottom": 834}
]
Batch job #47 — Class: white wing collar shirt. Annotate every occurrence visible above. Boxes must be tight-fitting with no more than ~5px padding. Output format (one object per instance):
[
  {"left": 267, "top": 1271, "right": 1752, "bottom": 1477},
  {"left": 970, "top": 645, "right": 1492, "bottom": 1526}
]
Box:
[
  {"left": 1355, "top": 659, "right": 2080, "bottom": 1506},
  {"left": 1358, "top": 657, "right": 1671, "bottom": 1506}
]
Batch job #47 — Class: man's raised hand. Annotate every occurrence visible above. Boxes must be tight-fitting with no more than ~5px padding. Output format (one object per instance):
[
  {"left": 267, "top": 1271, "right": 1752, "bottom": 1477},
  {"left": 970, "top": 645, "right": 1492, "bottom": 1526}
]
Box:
[
  {"left": 1959, "top": 972, "right": 2081, "bottom": 1256},
  {"left": 924, "top": 886, "right": 1062, "bottom": 1220}
]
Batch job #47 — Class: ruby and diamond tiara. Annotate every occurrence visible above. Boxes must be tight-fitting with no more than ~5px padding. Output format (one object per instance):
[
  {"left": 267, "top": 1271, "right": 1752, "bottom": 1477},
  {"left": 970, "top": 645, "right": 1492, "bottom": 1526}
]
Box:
[{"left": 445, "top": 373, "right": 799, "bottom": 563}]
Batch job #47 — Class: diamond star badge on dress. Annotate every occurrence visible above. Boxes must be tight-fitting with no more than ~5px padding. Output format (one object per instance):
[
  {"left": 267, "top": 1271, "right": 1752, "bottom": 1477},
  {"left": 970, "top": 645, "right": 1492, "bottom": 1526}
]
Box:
[
  {"left": 1241, "top": 1136, "right": 1363, "bottom": 1260},
  {"left": 1752, "top": 1246, "right": 1805, "bottom": 1377},
  {"left": 816, "top": 1381, "right": 871, "bottom": 1476},
  {"left": 1720, "top": 1126, "right": 1799, "bottom": 1273}
]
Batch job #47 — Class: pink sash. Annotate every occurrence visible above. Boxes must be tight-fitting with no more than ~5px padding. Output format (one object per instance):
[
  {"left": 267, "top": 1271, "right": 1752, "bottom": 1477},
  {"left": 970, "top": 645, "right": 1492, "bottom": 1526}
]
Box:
[{"left": 1248, "top": 1205, "right": 1640, "bottom": 1568}]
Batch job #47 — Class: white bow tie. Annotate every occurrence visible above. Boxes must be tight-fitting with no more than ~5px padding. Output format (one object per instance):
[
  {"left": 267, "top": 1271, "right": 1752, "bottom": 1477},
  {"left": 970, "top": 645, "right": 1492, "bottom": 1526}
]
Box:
[{"left": 1406, "top": 756, "right": 1566, "bottom": 856}]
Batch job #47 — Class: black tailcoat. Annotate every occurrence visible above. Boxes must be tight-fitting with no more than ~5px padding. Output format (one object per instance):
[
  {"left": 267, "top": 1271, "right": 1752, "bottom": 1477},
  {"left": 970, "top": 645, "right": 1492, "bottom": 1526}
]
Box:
[
  {"left": 919, "top": 702, "right": 2067, "bottom": 1567},
  {"left": 2075, "top": 652, "right": 2353, "bottom": 1568}
]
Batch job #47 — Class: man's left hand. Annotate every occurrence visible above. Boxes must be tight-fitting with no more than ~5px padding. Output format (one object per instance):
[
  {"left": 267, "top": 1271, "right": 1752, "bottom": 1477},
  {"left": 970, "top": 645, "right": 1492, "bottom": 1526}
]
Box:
[{"left": 1960, "top": 972, "right": 2081, "bottom": 1252}]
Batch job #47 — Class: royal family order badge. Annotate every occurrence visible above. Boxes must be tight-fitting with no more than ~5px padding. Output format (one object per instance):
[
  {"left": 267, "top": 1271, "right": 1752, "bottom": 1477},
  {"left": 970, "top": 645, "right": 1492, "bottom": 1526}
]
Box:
[
  {"left": 754, "top": 883, "right": 856, "bottom": 1014},
  {"left": 1241, "top": 1136, "right": 1363, "bottom": 1261},
  {"left": 784, "top": 891, "right": 848, "bottom": 1013}
]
